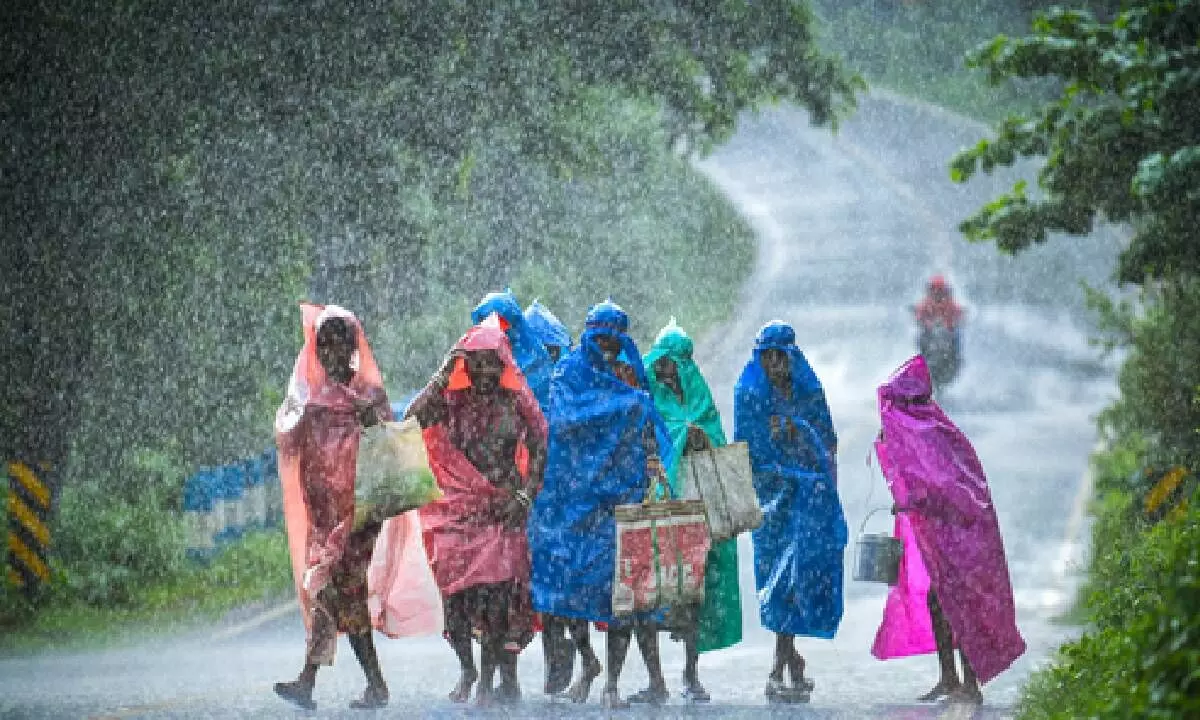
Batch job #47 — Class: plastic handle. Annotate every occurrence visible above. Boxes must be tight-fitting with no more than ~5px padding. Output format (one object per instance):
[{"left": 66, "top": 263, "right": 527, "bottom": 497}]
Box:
[{"left": 858, "top": 506, "right": 893, "bottom": 536}]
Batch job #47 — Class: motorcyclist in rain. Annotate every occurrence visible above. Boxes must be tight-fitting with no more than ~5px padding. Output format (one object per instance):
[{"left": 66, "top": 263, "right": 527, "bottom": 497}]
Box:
[{"left": 912, "top": 275, "right": 963, "bottom": 389}]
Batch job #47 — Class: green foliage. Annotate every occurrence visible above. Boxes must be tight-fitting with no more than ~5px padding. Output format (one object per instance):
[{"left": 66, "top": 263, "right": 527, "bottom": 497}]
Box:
[
  {"left": 1091, "top": 278, "right": 1200, "bottom": 472},
  {"left": 1018, "top": 276, "right": 1200, "bottom": 719},
  {"left": 51, "top": 481, "right": 190, "bottom": 607},
  {"left": 0, "top": 529, "right": 292, "bottom": 653},
  {"left": 951, "top": 0, "right": 1200, "bottom": 284},
  {"left": 1018, "top": 491, "right": 1200, "bottom": 720},
  {"left": 4, "top": 0, "right": 789, "bottom": 629},
  {"left": 809, "top": 0, "right": 1054, "bottom": 123}
]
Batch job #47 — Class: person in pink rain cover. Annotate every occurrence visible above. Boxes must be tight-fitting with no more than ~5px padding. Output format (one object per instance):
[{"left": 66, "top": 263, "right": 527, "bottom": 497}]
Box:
[{"left": 871, "top": 355, "right": 1025, "bottom": 705}]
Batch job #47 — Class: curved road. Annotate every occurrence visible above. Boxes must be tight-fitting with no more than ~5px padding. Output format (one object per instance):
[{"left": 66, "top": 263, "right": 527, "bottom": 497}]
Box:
[{"left": 0, "top": 93, "right": 1122, "bottom": 719}]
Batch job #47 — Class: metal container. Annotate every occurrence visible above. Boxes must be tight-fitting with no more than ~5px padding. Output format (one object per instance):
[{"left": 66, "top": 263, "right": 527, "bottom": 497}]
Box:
[{"left": 853, "top": 507, "right": 903, "bottom": 585}]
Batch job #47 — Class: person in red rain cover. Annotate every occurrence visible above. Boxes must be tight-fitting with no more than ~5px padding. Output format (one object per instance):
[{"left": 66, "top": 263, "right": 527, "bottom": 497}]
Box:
[{"left": 914, "top": 275, "right": 963, "bottom": 333}]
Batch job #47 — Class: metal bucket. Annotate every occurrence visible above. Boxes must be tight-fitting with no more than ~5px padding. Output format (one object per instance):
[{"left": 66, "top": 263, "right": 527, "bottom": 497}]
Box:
[{"left": 853, "top": 508, "right": 902, "bottom": 585}]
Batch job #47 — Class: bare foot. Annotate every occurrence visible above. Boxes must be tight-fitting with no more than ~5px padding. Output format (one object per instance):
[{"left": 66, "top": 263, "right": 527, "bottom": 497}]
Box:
[
  {"left": 946, "top": 685, "right": 983, "bottom": 705},
  {"left": 273, "top": 680, "right": 316, "bottom": 710},
  {"left": 475, "top": 688, "right": 494, "bottom": 708},
  {"left": 448, "top": 669, "right": 477, "bottom": 703},
  {"left": 600, "top": 686, "right": 629, "bottom": 709},
  {"left": 627, "top": 685, "right": 669, "bottom": 705},
  {"left": 497, "top": 681, "right": 521, "bottom": 705},
  {"left": 918, "top": 680, "right": 960, "bottom": 703},
  {"left": 565, "top": 658, "right": 603, "bottom": 703},
  {"left": 349, "top": 683, "right": 389, "bottom": 709}
]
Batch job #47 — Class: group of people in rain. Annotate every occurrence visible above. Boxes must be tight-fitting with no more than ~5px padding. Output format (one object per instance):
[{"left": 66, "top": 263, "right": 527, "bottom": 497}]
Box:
[{"left": 271, "top": 290, "right": 1026, "bottom": 711}]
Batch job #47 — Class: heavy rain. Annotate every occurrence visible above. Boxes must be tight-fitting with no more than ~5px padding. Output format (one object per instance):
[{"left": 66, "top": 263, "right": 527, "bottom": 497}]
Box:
[{"left": 2, "top": 1, "right": 1197, "bottom": 718}]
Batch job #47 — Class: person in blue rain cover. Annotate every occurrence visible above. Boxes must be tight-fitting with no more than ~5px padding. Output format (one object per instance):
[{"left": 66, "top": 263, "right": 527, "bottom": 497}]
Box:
[
  {"left": 528, "top": 299, "right": 675, "bottom": 709},
  {"left": 471, "top": 289, "right": 555, "bottom": 408},
  {"left": 524, "top": 299, "right": 573, "bottom": 363},
  {"left": 521, "top": 297, "right": 579, "bottom": 696},
  {"left": 734, "top": 320, "right": 847, "bottom": 704}
]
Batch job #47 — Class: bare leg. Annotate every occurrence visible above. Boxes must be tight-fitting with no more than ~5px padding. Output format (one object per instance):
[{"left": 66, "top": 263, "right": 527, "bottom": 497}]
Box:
[
  {"left": 681, "top": 623, "right": 711, "bottom": 703},
  {"left": 947, "top": 652, "right": 983, "bottom": 705},
  {"left": 771, "top": 633, "right": 793, "bottom": 682},
  {"left": 542, "top": 615, "right": 574, "bottom": 695},
  {"left": 446, "top": 630, "right": 477, "bottom": 703},
  {"left": 919, "top": 590, "right": 961, "bottom": 702},
  {"left": 498, "top": 646, "right": 522, "bottom": 704},
  {"left": 276, "top": 594, "right": 333, "bottom": 710},
  {"left": 627, "top": 625, "right": 669, "bottom": 704},
  {"left": 786, "top": 643, "right": 814, "bottom": 692},
  {"left": 565, "top": 620, "right": 603, "bottom": 702},
  {"left": 602, "top": 626, "right": 632, "bottom": 708},
  {"left": 476, "top": 638, "right": 498, "bottom": 707},
  {"left": 766, "top": 634, "right": 811, "bottom": 703},
  {"left": 347, "top": 632, "right": 389, "bottom": 708}
]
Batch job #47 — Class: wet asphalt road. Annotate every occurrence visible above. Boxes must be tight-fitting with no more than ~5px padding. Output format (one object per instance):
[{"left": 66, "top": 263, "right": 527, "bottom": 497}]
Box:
[{"left": 0, "top": 92, "right": 1123, "bottom": 719}]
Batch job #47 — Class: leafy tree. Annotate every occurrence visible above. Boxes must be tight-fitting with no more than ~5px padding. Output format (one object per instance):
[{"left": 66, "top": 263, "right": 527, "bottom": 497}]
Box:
[
  {"left": 953, "top": 4, "right": 1200, "bottom": 717},
  {"left": 950, "top": 0, "right": 1200, "bottom": 286}
]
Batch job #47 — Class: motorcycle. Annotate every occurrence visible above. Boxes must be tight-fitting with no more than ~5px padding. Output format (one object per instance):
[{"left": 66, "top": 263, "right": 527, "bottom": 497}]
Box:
[{"left": 917, "top": 319, "right": 961, "bottom": 393}]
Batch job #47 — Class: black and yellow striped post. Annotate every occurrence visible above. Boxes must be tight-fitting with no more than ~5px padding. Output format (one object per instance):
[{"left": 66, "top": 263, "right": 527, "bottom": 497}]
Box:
[
  {"left": 5, "top": 460, "right": 53, "bottom": 590},
  {"left": 1144, "top": 465, "right": 1191, "bottom": 524}
]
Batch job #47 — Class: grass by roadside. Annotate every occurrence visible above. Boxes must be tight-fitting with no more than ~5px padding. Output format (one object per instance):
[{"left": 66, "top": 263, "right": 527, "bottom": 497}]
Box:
[{"left": 0, "top": 529, "right": 292, "bottom": 656}]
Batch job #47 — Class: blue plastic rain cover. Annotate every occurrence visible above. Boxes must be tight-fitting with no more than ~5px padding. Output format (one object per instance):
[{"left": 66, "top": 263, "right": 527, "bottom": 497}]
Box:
[
  {"left": 734, "top": 321, "right": 847, "bottom": 638},
  {"left": 524, "top": 299, "right": 573, "bottom": 351},
  {"left": 528, "top": 318, "right": 673, "bottom": 622}
]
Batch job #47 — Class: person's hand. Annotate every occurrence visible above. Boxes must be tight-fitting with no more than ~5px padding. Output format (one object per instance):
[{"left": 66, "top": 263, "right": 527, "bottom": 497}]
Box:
[
  {"left": 685, "top": 425, "right": 711, "bottom": 452},
  {"left": 769, "top": 415, "right": 783, "bottom": 439},
  {"left": 646, "top": 454, "right": 665, "bottom": 480},
  {"left": 433, "top": 350, "right": 463, "bottom": 387},
  {"left": 500, "top": 489, "right": 531, "bottom": 529}
]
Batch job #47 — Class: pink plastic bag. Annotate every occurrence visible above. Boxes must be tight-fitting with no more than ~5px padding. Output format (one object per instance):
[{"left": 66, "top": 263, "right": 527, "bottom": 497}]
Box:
[{"left": 368, "top": 510, "right": 444, "bottom": 638}]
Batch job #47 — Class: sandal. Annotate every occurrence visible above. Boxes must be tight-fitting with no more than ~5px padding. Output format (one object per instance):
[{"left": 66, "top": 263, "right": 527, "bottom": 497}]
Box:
[
  {"left": 497, "top": 682, "right": 522, "bottom": 705},
  {"left": 765, "top": 677, "right": 809, "bottom": 705},
  {"left": 563, "top": 658, "right": 603, "bottom": 704},
  {"left": 681, "top": 683, "right": 711, "bottom": 704},
  {"left": 919, "top": 681, "right": 959, "bottom": 703}
]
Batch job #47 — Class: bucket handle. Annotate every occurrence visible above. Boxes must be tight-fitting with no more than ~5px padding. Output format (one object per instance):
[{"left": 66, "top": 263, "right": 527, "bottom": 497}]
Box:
[{"left": 858, "top": 505, "right": 894, "bottom": 536}]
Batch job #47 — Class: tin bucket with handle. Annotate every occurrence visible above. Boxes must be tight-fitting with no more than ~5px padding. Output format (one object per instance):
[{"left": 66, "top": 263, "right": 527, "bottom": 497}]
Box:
[{"left": 853, "top": 506, "right": 903, "bottom": 585}]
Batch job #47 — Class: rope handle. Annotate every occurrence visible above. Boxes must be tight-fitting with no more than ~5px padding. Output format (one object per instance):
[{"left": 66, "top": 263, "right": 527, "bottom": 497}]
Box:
[{"left": 644, "top": 456, "right": 672, "bottom": 504}]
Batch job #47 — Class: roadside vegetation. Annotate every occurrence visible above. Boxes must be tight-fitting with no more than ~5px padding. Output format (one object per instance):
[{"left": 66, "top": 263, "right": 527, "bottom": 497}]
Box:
[{"left": 946, "top": 2, "right": 1200, "bottom": 717}]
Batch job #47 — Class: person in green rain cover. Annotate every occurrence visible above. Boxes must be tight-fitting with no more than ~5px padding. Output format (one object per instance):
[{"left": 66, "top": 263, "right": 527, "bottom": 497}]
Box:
[{"left": 643, "top": 318, "right": 743, "bottom": 703}]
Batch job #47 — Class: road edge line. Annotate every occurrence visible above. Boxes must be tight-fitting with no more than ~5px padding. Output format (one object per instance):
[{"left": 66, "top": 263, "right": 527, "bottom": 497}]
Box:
[{"left": 210, "top": 600, "right": 297, "bottom": 642}]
